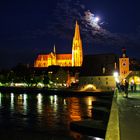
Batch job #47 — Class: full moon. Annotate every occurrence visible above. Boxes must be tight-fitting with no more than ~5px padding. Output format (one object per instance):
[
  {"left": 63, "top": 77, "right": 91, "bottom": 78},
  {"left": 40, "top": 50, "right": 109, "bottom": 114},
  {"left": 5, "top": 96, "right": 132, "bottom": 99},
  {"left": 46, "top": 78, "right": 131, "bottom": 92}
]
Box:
[{"left": 95, "top": 17, "right": 100, "bottom": 22}]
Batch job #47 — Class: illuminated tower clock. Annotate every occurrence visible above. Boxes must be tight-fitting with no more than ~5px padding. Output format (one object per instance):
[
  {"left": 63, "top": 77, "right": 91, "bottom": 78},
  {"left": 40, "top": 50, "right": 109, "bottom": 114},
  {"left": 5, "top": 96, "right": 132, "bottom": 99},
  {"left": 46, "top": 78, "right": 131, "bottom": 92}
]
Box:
[
  {"left": 119, "top": 48, "right": 129, "bottom": 80},
  {"left": 72, "top": 21, "right": 83, "bottom": 66}
]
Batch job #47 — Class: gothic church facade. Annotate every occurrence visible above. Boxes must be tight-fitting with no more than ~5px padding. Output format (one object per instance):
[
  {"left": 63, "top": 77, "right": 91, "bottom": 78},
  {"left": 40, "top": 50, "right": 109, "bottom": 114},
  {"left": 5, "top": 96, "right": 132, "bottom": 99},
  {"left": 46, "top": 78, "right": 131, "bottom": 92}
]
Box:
[{"left": 34, "top": 21, "right": 83, "bottom": 67}]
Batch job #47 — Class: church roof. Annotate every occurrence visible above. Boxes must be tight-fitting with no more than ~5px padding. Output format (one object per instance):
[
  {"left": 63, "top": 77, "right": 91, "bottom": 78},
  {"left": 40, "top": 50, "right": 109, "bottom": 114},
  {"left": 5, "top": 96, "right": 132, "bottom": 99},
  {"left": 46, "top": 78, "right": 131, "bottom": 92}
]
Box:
[
  {"left": 36, "top": 54, "right": 49, "bottom": 60},
  {"left": 56, "top": 54, "right": 72, "bottom": 60}
]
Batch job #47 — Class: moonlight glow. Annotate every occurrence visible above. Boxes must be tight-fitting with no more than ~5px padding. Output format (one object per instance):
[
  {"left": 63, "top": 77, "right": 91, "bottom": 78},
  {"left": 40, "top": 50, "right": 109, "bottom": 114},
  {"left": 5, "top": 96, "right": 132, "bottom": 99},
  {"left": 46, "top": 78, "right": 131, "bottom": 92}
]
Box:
[
  {"left": 95, "top": 17, "right": 100, "bottom": 22},
  {"left": 84, "top": 10, "right": 101, "bottom": 29}
]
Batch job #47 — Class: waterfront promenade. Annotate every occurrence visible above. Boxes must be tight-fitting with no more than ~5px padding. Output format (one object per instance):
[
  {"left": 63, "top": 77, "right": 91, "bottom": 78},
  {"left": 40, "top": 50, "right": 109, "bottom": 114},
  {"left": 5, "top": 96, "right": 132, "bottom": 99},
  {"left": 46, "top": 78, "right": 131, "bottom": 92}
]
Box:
[
  {"left": 117, "top": 91, "right": 140, "bottom": 140},
  {"left": 106, "top": 90, "right": 140, "bottom": 140}
]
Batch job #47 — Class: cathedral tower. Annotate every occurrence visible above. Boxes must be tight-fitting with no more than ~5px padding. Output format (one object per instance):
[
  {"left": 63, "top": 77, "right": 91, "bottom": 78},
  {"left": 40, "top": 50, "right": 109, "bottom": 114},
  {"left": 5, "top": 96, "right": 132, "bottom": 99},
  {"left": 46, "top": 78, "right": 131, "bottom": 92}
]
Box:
[
  {"left": 119, "top": 48, "right": 129, "bottom": 80},
  {"left": 72, "top": 21, "right": 83, "bottom": 66}
]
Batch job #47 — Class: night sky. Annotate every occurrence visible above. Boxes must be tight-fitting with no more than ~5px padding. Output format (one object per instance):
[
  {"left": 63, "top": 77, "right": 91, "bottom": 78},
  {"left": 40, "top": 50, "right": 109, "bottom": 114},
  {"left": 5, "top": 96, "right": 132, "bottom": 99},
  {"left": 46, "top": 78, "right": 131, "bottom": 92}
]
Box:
[{"left": 0, "top": 0, "right": 140, "bottom": 68}]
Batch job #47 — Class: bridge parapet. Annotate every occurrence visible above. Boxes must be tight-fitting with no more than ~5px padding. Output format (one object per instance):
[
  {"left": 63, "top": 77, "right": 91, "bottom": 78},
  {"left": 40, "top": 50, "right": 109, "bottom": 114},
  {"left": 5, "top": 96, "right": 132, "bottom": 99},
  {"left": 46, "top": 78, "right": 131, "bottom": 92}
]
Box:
[{"left": 105, "top": 90, "right": 120, "bottom": 140}]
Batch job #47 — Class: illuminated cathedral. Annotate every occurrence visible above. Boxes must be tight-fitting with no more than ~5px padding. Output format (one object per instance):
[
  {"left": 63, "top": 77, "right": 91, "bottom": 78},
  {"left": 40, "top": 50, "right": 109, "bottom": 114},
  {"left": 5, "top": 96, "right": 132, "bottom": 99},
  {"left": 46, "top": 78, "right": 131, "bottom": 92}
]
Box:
[{"left": 34, "top": 21, "right": 83, "bottom": 67}]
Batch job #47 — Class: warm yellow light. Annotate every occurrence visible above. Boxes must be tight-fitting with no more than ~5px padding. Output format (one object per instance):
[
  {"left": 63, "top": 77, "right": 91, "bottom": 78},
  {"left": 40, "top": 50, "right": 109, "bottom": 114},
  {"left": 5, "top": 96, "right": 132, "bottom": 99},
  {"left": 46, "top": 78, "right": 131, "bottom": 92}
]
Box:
[
  {"left": 115, "top": 78, "right": 119, "bottom": 83},
  {"left": 48, "top": 71, "right": 53, "bottom": 74},
  {"left": 113, "top": 71, "right": 119, "bottom": 78},
  {"left": 37, "top": 83, "right": 44, "bottom": 88},
  {"left": 37, "top": 93, "right": 43, "bottom": 114},
  {"left": 37, "top": 93, "right": 42, "bottom": 104},
  {"left": 15, "top": 83, "right": 28, "bottom": 87},
  {"left": 81, "top": 84, "right": 96, "bottom": 91},
  {"left": 87, "top": 97, "right": 93, "bottom": 106}
]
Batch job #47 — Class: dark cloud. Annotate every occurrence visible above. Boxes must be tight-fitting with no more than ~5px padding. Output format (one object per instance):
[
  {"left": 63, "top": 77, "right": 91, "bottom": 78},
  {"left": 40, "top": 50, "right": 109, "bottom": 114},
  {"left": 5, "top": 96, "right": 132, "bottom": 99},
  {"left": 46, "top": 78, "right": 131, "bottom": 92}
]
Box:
[
  {"left": 47, "top": 0, "right": 140, "bottom": 50},
  {"left": 47, "top": 0, "right": 86, "bottom": 38}
]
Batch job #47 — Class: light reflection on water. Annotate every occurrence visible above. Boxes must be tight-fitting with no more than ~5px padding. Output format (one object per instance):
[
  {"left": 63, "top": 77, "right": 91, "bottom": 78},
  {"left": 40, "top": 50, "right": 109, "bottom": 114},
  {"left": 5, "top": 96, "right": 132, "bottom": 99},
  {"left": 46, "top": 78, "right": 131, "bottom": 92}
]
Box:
[
  {"left": 10, "top": 93, "right": 14, "bottom": 111},
  {"left": 37, "top": 93, "right": 43, "bottom": 114},
  {"left": 0, "top": 92, "right": 102, "bottom": 140}
]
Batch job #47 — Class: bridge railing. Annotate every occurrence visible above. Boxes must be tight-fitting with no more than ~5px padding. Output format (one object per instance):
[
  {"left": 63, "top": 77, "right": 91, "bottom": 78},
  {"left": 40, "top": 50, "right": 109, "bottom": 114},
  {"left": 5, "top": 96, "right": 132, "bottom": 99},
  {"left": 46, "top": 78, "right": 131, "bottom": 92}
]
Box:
[{"left": 105, "top": 89, "right": 120, "bottom": 140}]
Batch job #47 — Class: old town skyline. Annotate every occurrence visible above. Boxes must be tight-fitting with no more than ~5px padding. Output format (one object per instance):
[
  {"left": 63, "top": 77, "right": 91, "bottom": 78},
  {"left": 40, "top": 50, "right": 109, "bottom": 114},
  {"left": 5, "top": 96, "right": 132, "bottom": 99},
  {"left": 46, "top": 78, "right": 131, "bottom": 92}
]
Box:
[{"left": 0, "top": 0, "right": 140, "bottom": 68}]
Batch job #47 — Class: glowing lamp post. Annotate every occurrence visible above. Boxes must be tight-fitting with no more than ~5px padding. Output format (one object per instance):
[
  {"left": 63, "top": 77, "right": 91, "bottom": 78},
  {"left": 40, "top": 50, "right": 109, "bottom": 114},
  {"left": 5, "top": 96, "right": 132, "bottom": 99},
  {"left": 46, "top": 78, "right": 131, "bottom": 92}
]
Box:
[
  {"left": 113, "top": 71, "right": 119, "bottom": 78},
  {"left": 113, "top": 71, "right": 119, "bottom": 83}
]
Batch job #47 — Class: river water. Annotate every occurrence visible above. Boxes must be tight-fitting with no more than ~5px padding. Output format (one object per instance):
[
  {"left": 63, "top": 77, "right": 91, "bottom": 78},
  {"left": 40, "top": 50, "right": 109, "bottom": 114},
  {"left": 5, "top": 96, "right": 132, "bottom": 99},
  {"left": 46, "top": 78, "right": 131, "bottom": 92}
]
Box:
[{"left": 0, "top": 92, "right": 104, "bottom": 140}]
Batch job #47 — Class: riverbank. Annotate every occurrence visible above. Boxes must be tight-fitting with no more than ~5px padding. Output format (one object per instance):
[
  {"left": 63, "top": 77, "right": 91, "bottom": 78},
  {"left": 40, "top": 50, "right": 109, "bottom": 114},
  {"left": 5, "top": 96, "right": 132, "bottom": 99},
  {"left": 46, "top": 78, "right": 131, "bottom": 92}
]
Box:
[{"left": 0, "top": 86, "right": 114, "bottom": 96}]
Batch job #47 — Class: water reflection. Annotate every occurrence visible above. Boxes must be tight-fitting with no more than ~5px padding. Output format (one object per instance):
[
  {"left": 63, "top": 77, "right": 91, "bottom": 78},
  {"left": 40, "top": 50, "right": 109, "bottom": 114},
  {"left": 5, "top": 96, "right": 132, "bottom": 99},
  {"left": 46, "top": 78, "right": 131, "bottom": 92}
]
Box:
[
  {"left": 37, "top": 93, "right": 43, "bottom": 114},
  {"left": 14, "top": 93, "right": 28, "bottom": 115},
  {"left": 49, "top": 95, "right": 58, "bottom": 112},
  {"left": 10, "top": 93, "right": 14, "bottom": 110},
  {"left": 0, "top": 92, "right": 100, "bottom": 139},
  {"left": 84, "top": 96, "right": 97, "bottom": 117},
  {"left": 53, "top": 95, "right": 58, "bottom": 112},
  {"left": 68, "top": 97, "right": 82, "bottom": 121},
  {"left": 86, "top": 96, "right": 96, "bottom": 106},
  {"left": 23, "top": 93, "right": 28, "bottom": 114},
  {"left": 50, "top": 95, "right": 54, "bottom": 104},
  {"left": 88, "top": 136, "right": 104, "bottom": 140},
  {"left": 50, "top": 95, "right": 57, "bottom": 104},
  {"left": 71, "top": 132, "right": 104, "bottom": 140},
  {"left": 63, "top": 99, "right": 66, "bottom": 105}
]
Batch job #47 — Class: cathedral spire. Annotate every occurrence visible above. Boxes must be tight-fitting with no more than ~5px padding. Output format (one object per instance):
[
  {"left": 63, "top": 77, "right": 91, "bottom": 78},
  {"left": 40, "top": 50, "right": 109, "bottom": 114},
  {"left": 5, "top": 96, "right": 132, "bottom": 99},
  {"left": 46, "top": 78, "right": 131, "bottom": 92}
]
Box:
[
  {"left": 72, "top": 21, "right": 83, "bottom": 66},
  {"left": 74, "top": 20, "right": 80, "bottom": 40},
  {"left": 53, "top": 44, "right": 56, "bottom": 54}
]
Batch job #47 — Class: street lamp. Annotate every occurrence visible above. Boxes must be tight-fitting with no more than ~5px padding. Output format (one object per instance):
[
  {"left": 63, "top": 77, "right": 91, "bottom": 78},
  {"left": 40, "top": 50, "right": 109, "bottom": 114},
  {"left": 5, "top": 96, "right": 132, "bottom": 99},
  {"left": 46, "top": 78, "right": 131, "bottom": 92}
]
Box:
[
  {"left": 113, "top": 71, "right": 119, "bottom": 83},
  {"left": 113, "top": 71, "right": 119, "bottom": 78}
]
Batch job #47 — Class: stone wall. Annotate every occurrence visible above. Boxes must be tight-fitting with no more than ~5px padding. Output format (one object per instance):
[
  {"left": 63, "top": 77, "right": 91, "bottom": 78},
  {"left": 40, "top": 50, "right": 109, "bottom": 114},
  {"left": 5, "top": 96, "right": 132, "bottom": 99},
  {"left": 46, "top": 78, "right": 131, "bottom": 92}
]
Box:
[{"left": 79, "top": 76, "right": 116, "bottom": 91}]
